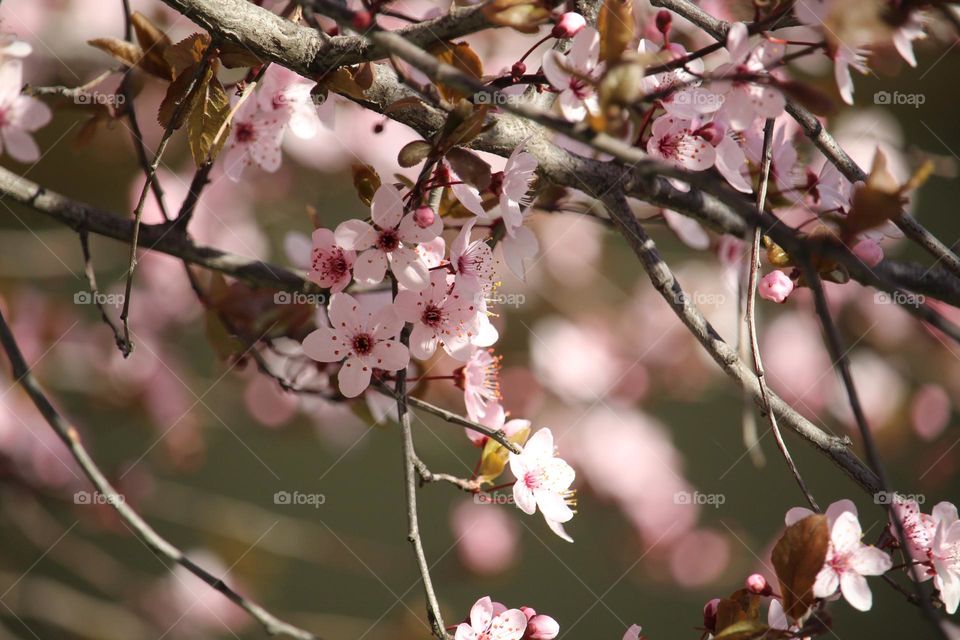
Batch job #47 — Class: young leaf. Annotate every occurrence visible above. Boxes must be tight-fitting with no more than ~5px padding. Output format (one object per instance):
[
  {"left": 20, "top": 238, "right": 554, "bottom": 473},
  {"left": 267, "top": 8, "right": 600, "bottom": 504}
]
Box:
[
  {"left": 398, "top": 140, "right": 433, "bottom": 168},
  {"left": 351, "top": 164, "right": 382, "bottom": 206},
  {"left": 429, "top": 41, "right": 483, "bottom": 101},
  {"left": 446, "top": 147, "right": 492, "bottom": 190},
  {"left": 481, "top": 0, "right": 552, "bottom": 34},
  {"left": 476, "top": 425, "right": 530, "bottom": 484},
  {"left": 158, "top": 61, "right": 214, "bottom": 130},
  {"left": 771, "top": 514, "right": 829, "bottom": 623},
  {"left": 187, "top": 77, "right": 231, "bottom": 165},
  {"left": 598, "top": 0, "right": 635, "bottom": 63},
  {"left": 88, "top": 38, "right": 145, "bottom": 70},
  {"left": 164, "top": 33, "right": 211, "bottom": 77},
  {"left": 715, "top": 588, "right": 760, "bottom": 634},
  {"left": 713, "top": 620, "right": 775, "bottom": 640},
  {"left": 131, "top": 11, "right": 174, "bottom": 79}
]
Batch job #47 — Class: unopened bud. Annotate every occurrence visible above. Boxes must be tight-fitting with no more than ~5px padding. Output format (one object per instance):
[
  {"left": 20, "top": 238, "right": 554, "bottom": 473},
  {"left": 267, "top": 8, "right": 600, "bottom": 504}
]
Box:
[
  {"left": 655, "top": 10, "right": 672, "bottom": 37},
  {"left": 703, "top": 598, "right": 720, "bottom": 633},
  {"left": 413, "top": 206, "right": 436, "bottom": 229},
  {"left": 695, "top": 122, "right": 724, "bottom": 146},
  {"left": 351, "top": 10, "right": 372, "bottom": 31},
  {"left": 511, "top": 61, "right": 527, "bottom": 79},
  {"left": 746, "top": 573, "right": 772, "bottom": 596},
  {"left": 551, "top": 12, "right": 586, "bottom": 39},
  {"left": 525, "top": 614, "right": 560, "bottom": 639}
]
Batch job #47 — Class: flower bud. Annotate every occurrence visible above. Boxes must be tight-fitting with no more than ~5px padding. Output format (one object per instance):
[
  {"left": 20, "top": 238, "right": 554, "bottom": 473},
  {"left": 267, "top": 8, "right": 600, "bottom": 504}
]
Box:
[
  {"left": 746, "top": 573, "right": 772, "bottom": 596},
  {"left": 525, "top": 614, "right": 560, "bottom": 639},
  {"left": 703, "top": 598, "right": 720, "bottom": 633},
  {"left": 551, "top": 12, "right": 586, "bottom": 39},
  {"left": 413, "top": 206, "right": 436, "bottom": 229},
  {"left": 655, "top": 10, "right": 672, "bottom": 37},
  {"left": 351, "top": 10, "right": 372, "bottom": 31},
  {"left": 511, "top": 61, "right": 527, "bottom": 79},
  {"left": 851, "top": 238, "right": 884, "bottom": 267},
  {"left": 758, "top": 270, "right": 794, "bottom": 304}
]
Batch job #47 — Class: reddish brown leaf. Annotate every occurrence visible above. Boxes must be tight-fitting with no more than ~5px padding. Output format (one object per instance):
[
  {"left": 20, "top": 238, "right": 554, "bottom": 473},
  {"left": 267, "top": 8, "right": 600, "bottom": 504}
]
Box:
[{"left": 771, "top": 514, "right": 829, "bottom": 623}]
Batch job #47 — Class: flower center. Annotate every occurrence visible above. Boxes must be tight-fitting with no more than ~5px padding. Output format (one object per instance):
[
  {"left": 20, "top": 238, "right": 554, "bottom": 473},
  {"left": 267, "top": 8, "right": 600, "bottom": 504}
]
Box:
[
  {"left": 569, "top": 77, "right": 590, "bottom": 99},
  {"left": 523, "top": 470, "right": 542, "bottom": 489},
  {"left": 351, "top": 333, "right": 374, "bottom": 356},
  {"left": 377, "top": 229, "right": 400, "bottom": 252},
  {"left": 235, "top": 121, "right": 257, "bottom": 143},
  {"left": 422, "top": 304, "right": 444, "bottom": 328}
]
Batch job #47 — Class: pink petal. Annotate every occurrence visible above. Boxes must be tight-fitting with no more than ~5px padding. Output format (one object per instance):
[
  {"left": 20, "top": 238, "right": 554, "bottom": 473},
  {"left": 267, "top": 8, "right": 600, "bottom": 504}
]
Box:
[
  {"left": 337, "top": 356, "right": 372, "bottom": 398},
  {"left": 353, "top": 248, "right": 388, "bottom": 284},
  {"left": 371, "top": 183, "right": 404, "bottom": 229},
  {"left": 335, "top": 219, "right": 377, "bottom": 251},
  {"left": 839, "top": 571, "right": 873, "bottom": 611},
  {"left": 328, "top": 292, "right": 363, "bottom": 333},
  {"left": 470, "top": 597, "right": 494, "bottom": 634},
  {"left": 489, "top": 609, "right": 527, "bottom": 640},
  {"left": 370, "top": 339, "right": 409, "bottom": 372},
  {"left": 302, "top": 326, "right": 347, "bottom": 362},
  {"left": 389, "top": 247, "right": 429, "bottom": 290}
]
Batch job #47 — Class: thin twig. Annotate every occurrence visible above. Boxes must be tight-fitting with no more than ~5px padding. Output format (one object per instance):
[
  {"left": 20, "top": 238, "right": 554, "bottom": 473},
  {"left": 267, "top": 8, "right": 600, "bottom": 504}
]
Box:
[
  {"left": 78, "top": 230, "right": 128, "bottom": 354},
  {"left": 119, "top": 44, "right": 217, "bottom": 354},
  {"left": 392, "top": 280, "right": 450, "bottom": 640},
  {"left": 0, "top": 307, "right": 320, "bottom": 640},
  {"left": 745, "top": 119, "right": 819, "bottom": 511}
]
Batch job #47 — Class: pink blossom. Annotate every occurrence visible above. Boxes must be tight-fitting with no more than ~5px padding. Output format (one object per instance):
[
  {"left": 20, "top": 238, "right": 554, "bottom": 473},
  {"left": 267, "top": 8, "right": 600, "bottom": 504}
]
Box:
[
  {"left": 758, "top": 270, "right": 793, "bottom": 303},
  {"left": 222, "top": 95, "right": 287, "bottom": 181},
  {"left": 522, "top": 609, "right": 559, "bottom": 640},
  {"left": 892, "top": 498, "right": 938, "bottom": 566},
  {"left": 498, "top": 141, "right": 537, "bottom": 231},
  {"left": 622, "top": 624, "right": 643, "bottom": 640},
  {"left": 334, "top": 183, "right": 440, "bottom": 290},
  {"left": 551, "top": 12, "right": 586, "bottom": 39},
  {"left": 257, "top": 65, "right": 330, "bottom": 139},
  {"left": 455, "top": 596, "right": 527, "bottom": 640},
  {"left": 308, "top": 228, "right": 355, "bottom": 292},
  {"left": 646, "top": 116, "right": 716, "bottom": 171},
  {"left": 457, "top": 347, "right": 502, "bottom": 424},
  {"left": 812, "top": 510, "right": 892, "bottom": 611},
  {"left": 716, "top": 22, "right": 785, "bottom": 130},
  {"left": 851, "top": 238, "right": 884, "bottom": 267},
  {"left": 467, "top": 401, "right": 530, "bottom": 447},
  {"left": 911, "top": 384, "right": 951, "bottom": 441},
  {"left": 639, "top": 39, "right": 719, "bottom": 119},
  {"left": 926, "top": 502, "right": 960, "bottom": 613},
  {"left": 509, "top": 427, "right": 576, "bottom": 542},
  {"left": 0, "top": 57, "right": 51, "bottom": 163},
  {"left": 301, "top": 293, "right": 409, "bottom": 397},
  {"left": 542, "top": 27, "right": 602, "bottom": 121},
  {"left": 451, "top": 221, "right": 495, "bottom": 293},
  {"left": 393, "top": 270, "right": 480, "bottom": 361}
]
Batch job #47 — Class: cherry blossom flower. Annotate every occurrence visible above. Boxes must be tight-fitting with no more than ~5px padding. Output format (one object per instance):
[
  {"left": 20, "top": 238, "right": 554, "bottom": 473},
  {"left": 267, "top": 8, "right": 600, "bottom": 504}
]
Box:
[
  {"left": 0, "top": 56, "right": 51, "bottom": 163},
  {"left": 498, "top": 142, "right": 538, "bottom": 231},
  {"left": 758, "top": 270, "right": 794, "bottom": 303},
  {"left": 455, "top": 596, "right": 527, "bottom": 640},
  {"left": 257, "top": 65, "right": 331, "bottom": 139},
  {"left": 393, "top": 270, "right": 479, "bottom": 361},
  {"left": 450, "top": 221, "right": 495, "bottom": 293},
  {"left": 646, "top": 116, "right": 716, "bottom": 171},
  {"left": 542, "top": 27, "right": 602, "bottom": 121},
  {"left": 457, "top": 347, "right": 502, "bottom": 424},
  {"left": 892, "top": 498, "right": 938, "bottom": 566},
  {"left": 551, "top": 12, "right": 585, "bottom": 39},
  {"left": 509, "top": 427, "right": 576, "bottom": 542},
  {"left": 222, "top": 94, "right": 287, "bottom": 181},
  {"left": 927, "top": 502, "right": 960, "bottom": 613},
  {"left": 301, "top": 292, "right": 409, "bottom": 397},
  {"left": 716, "top": 22, "right": 785, "bottom": 130},
  {"left": 639, "top": 39, "right": 720, "bottom": 119},
  {"left": 811, "top": 510, "right": 892, "bottom": 611},
  {"left": 334, "top": 183, "right": 441, "bottom": 290},
  {"left": 500, "top": 209, "right": 539, "bottom": 280},
  {"left": 791, "top": 1, "right": 869, "bottom": 105},
  {"left": 307, "top": 228, "right": 355, "bottom": 292},
  {"left": 467, "top": 401, "right": 530, "bottom": 447},
  {"left": 416, "top": 235, "right": 446, "bottom": 269}
]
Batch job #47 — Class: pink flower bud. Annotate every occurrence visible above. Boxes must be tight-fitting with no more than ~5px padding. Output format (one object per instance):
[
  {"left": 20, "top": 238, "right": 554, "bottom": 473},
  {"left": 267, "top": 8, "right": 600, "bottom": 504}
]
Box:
[
  {"left": 511, "top": 61, "right": 527, "bottom": 79},
  {"left": 413, "top": 206, "right": 436, "bottom": 229},
  {"left": 351, "top": 10, "right": 372, "bottom": 31},
  {"left": 758, "top": 270, "right": 794, "bottom": 303},
  {"left": 520, "top": 606, "right": 537, "bottom": 620},
  {"left": 703, "top": 598, "right": 720, "bottom": 633},
  {"left": 525, "top": 614, "right": 560, "bottom": 639},
  {"left": 745, "top": 573, "right": 771, "bottom": 595},
  {"left": 551, "top": 12, "right": 586, "bottom": 39},
  {"left": 851, "top": 238, "right": 884, "bottom": 267},
  {"left": 656, "top": 10, "right": 673, "bottom": 35},
  {"left": 694, "top": 122, "right": 724, "bottom": 146}
]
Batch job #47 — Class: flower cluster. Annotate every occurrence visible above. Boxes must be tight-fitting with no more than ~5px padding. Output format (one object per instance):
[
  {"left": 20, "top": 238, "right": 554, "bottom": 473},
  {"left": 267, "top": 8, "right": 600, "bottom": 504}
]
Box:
[
  {"left": 455, "top": 596, "right": 559, "bottom": 640},
  {"left": 892, "top": 499, "right": 960, "bottom": 613}
]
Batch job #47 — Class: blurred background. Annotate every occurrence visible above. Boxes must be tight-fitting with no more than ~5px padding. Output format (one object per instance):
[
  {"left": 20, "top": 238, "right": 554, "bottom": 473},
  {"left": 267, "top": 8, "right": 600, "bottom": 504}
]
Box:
[{"left": 1, "top": 0, "right": 959, "bottom": 638}]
